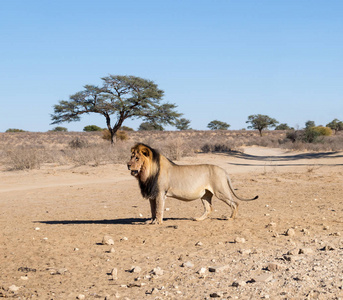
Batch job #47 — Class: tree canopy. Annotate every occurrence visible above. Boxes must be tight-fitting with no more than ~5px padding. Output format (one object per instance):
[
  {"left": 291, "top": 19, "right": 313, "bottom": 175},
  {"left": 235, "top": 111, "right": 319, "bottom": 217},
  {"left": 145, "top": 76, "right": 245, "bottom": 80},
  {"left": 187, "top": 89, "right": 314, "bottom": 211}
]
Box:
[
  {"left": 51, "top": 75, "right": 181, "bottom": 143},
  {"left": 246, "top": 114, "right": 279, "bottom": 136},
  {"left": 175, "top": 118, "right": 191, "bottom": 130},
  {"left": 326, "top": 119, "right": 343, "bottom": 134},
  {"left": 207, "top": 120, "right": 230, "bottom": 130}
]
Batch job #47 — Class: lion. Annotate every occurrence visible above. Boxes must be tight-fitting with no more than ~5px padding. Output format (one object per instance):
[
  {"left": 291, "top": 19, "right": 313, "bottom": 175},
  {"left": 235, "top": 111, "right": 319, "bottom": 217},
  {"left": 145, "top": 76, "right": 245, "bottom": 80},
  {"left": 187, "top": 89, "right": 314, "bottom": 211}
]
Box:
[{"left": 127, "top": 143, "right": 258, "bottom": 224}]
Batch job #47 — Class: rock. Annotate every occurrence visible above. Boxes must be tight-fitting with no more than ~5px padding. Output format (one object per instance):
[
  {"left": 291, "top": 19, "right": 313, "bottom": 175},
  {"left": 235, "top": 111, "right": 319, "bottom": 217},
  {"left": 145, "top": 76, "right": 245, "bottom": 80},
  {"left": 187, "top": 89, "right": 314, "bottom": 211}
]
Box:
[
  {"left": 195, "top": 241, "right": 203, "bottom": 246},
  {"left": 299, "top": 248, "right": 314, "bottom": 255},
  {"left": 232, "top": 281, "right": 246, "bottom": 287},
  {"left": 151, "top": 267, "right": 163, "bottom": 276},
  {"left": 109, "top": 247, "right": 115, "bottom": 253},
  {"left": 285, "top": 228, "right": 295, "bottom": 236},
  {"left": 210, "top": 292, "right": 223, "bottom": 298},
  {"left": 209, "top": 264, "right": 230, "bottom": 273},
  {"left": 238, "top": 249, "right": 252, "bottom": 255},
  {"left": 111, "top": 268, "right": 118, "bottom": 280},
  {"left": 197, "top": 267, "right": 207, "bottom": 275},
  {"left": 20, "top": 276, "right": 28, "bottom": 281},
  {"left": 131, "top": 266, "right": 142, "bottom": 273},
  {"left": 9, "top": 285, "right": 20, "bottom": 292},
  {"left": 320, "top": 245, "right": 335, "bottom": 251},
  {"left": 102, "top": 236, "right": 114, "bottom": 245},
  {"left": 252, "top": 273, "right": 273, "bottom": 283},
  {"left": 181, "top": 261, "right": 194, "bottom": 268},
  {"left": 266, "top": 263, "right": 282, "bottom": 272},
  {"left": 286, "top": 248, "right": 298, "bottom": 255},
  {"left": 76, "top": 294, "right": 85, "bottom": 300},
  {"left": 234, "top": 237, "right": 246, "bottom": 243},
  {"left": 266, "top": 222, "right": 276, "bottom": 228}
]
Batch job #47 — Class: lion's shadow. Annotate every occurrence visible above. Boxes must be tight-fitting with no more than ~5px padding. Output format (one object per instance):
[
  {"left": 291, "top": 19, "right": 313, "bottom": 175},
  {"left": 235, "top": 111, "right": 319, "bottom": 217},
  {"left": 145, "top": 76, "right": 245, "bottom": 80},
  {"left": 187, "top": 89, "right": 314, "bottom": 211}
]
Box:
[{"left": 35, "top": 217, "right": 191, "bottom": 226}]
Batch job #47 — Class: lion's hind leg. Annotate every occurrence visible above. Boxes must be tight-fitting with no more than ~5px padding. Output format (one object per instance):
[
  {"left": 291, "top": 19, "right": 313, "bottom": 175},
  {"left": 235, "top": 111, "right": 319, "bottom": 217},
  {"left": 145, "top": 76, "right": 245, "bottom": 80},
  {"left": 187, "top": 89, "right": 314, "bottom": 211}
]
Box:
[
  {"left": 215, "top": 191, "right": 239, "bottom": 219},
  {"left": 194, "top": 190, "right": 213, "bottom": 221}
]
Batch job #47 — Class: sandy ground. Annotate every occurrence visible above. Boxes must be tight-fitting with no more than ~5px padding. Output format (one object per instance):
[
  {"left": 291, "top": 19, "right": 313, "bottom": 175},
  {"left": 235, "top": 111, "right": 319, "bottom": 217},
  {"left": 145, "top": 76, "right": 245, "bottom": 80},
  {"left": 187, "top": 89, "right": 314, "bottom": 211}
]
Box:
[{"left": 1, "top": 147, "right": 343, "bottom": 299}]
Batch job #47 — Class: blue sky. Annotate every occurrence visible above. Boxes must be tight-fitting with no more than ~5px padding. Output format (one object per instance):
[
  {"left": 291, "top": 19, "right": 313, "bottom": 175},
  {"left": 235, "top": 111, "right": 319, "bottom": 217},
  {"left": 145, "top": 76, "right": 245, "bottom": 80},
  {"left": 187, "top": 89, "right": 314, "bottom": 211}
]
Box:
[{"left": 1, "top": 0, "right": 342, "bottom": 132}]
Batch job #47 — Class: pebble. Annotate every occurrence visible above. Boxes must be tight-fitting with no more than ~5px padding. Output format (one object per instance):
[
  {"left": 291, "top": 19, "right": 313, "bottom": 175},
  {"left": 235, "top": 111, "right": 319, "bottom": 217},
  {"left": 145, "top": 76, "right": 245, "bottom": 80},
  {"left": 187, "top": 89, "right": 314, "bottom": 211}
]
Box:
[
  {"left": 209, "top": 264, "right": 230, "bottom": 273},
  {"left": 266, "top": 263, "right": 282, "bottom": 272},
  {"left": 102, "top": 236, "right": 114, "bottom": 245},
  {"left": 232, "top": 281, "right": 246, "bottom": 287},
  {"left": 151, "top": 267, "right": 164, "bottom": 276},
  {"left": 181, "top": 261, "right": 194, "bottom": 268},
  {"left": 76, "top": 295, "right": 85, "bottom": 300},
  {"left": 9, "top": 285, "right": 20, "bottom": 292},
  {"left": 197, "top": 267, "right": 207, "bottom": 274},
  {"left": 131, "top": 266, "right": 142, "bottom": 273},
  {"left": 285, "top": 228, "right": 295, "bottom": 236},
  {"left": 195, "top": 241, "right": 203, "bottom": 246},
  {"left": 111, "top": 268, "right": 118, "bottom": 280},
  {"left": 252, "top": 273, "right": 273, "bottom": 283},
  {"left": 234, "top": 237, "right": 246, "bottom": 243},
  {"left": 299, "top": 248, "right": 314, "bottom": 255}
]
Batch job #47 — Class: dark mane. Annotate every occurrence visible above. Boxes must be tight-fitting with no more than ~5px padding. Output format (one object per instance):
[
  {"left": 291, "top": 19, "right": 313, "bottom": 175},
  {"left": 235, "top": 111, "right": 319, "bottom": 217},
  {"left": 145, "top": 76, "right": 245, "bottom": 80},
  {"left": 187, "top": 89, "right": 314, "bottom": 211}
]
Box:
[{"left": 138, "top": 144, "right": 161, "bottom": 199}]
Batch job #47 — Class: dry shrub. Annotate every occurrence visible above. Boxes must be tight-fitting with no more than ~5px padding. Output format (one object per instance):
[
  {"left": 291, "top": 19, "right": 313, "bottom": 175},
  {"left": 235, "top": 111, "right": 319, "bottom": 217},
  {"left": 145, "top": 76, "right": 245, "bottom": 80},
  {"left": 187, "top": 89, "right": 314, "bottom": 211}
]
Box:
[
  {"left": 157, "top": 138, "right": 194, "bottom": 160},
  {"left": 6, "top": 147, "right": 43, "bottom": 170},
  {"left": 102, "top": 130, "right": 128, "bottom": 142}
]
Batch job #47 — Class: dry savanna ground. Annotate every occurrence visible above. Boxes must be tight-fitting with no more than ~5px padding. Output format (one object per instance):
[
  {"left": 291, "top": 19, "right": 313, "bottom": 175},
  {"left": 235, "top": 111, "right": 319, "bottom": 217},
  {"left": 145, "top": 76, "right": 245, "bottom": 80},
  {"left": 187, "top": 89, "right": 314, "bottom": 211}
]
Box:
[{"left": 0, "top": 131, "right": 343, "bottom": 299}]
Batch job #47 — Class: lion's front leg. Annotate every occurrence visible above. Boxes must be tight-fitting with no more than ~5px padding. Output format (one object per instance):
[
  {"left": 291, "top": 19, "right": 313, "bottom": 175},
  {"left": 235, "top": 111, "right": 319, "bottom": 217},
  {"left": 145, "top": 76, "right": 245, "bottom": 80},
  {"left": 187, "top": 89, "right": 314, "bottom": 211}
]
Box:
[
  {"left": 152, "top": 193, "right": 165, "bottom": 224},
  {"left": 149, "top": 198, "right": 157, "bottom": 224}
]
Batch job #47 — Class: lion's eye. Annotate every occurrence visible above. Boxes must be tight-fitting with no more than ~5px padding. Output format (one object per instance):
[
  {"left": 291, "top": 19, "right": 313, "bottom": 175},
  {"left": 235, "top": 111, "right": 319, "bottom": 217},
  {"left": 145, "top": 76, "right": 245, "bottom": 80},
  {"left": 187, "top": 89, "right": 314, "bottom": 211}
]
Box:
[{"left": 135, "top": 157, "right": 139, "bottom": 161}]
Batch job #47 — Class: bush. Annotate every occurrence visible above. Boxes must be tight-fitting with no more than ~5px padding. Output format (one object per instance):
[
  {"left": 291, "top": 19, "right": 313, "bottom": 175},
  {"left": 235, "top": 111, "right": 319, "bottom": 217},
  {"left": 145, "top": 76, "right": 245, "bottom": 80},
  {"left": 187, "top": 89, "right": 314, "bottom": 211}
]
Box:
[
  {"left": 102, "top": 130, "right": 129, "bottom": 141},
  {"left": 83, "top": 125, "right": 103, "bottom": 132},
  {"left": 69, "top": 137, "right": 89, "bottom": 149},
  {"left": 6, "top": 147, "right": 42, "bottom": 170},
  {"left": 6, "top": 128, "right": 26, "bottom": 132},
  {"left": 50, "top": 127, "right": 68, "bottom": 132},
  {"left": 312, "top": 126, "right": 332, "bottom": 136}
]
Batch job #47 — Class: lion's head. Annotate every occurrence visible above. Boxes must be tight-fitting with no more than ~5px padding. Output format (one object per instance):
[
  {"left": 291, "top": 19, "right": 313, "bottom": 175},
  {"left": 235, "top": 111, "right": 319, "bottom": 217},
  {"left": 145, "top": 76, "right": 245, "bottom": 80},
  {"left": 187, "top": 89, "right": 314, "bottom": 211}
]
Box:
[{"left": 127, "top": 143, "right": 159, "bottom": 183}]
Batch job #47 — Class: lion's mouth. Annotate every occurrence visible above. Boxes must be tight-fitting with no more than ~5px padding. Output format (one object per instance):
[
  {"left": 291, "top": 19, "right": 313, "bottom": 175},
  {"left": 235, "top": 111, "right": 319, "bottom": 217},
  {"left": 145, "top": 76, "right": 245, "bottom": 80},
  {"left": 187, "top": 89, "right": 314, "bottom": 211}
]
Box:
[{"left": 131, "top": 170, "right": 139, "bottom": 176}]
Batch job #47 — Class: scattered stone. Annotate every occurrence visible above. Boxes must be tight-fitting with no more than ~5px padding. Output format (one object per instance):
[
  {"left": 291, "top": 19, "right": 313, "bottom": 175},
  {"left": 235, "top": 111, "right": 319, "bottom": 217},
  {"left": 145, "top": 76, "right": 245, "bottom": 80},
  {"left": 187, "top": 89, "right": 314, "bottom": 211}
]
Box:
[
  {"left": 285, "top": 228, "right": 295, "bottom": 236},
  {"left": 301, "top": 228, "right": 310, "bottom": 235},
  {"left": 34, "top": 227, "right": 40, "bottom": 231},
  {"left": 209, "top": 264, "right": 230, "bottom": 273},
  {"left": 20, "top": 276, "right": 28, "bottom": 281},
  {"left": 121, "top": 237, "right": 128, "bottom": 241},
  {"left": 238, "top": 249, "right": 252, "bottom": 255},
  {"left": 266, "top": 222, "right": 276, "bottom": 228},
  {"left": 232, "top": 281, "right": 246, "bottom": 287},
  {"left": 234, "top": 237, "right": 246, "bottom": 243},
  {"left": 74, "top": 248, "right": 79, "bottom": 251},
  {"left": 109, "top": 248, "right": 115, "bottom": 253},
  {"left": 320, "top": 245, "right": 335, "bottom": 251},
  {"left": 131, "top": 266, "right": 142, "bottom": 273},
  {"left": 102, "top": 236, "right": 115, "bottom": 245},
  {"left": 165, "top": 207, "right": 170, "bottom": 211},
  {"left": 323, "top": 225, "right": 330, "bottom": 230},
  {"left": 9, "top": 285, "right": 20, "bottom": 292},
  {"left": 299, "top": 248, "right": 314, "bottom": 255},
  {"left": 266, "top": 263, "right": 282, "bottom": 272},
  {"left": 151, "top": 267, "right": 163, "bottom": 276},
  {"left": 181, "top": 261, "right": 194, "bottom": 268},
  {"left": 210, "top": 292, "right": 223, "bottom": 298},
  {"left": 195, "top": 241, "right": 203, "bottom": 246},
  {"left": 286, "top": 248, "right": 298, "bottom": 255},
  {"left": 76, "top": 294, "right": 85, "bottom": 300},
  {"left": 197, "top": 267, "right": 207, "bottom": 275},
  {"left": 111, "top": 268, "right": 118, "bottom": 280},
  {"left": 18, "top": 267, "right": 36, "bottom": 273},
  {"left": 252, "top": 273, "right": 273, "bottom": 283}
]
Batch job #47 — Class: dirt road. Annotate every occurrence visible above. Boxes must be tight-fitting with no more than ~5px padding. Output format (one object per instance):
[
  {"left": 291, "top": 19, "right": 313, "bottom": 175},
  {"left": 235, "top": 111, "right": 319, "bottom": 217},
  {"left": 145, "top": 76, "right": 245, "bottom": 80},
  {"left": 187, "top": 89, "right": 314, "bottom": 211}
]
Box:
[{"left": 1, "top": 147, "right": 342, "bottom": 299}]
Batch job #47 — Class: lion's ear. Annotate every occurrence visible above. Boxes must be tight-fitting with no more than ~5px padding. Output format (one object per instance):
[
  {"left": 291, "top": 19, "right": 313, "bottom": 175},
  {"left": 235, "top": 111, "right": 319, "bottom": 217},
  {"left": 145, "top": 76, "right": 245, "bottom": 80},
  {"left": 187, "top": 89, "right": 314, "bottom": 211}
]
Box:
[{"left": 141, "top": 149, "right": 150, "bottom": 157}]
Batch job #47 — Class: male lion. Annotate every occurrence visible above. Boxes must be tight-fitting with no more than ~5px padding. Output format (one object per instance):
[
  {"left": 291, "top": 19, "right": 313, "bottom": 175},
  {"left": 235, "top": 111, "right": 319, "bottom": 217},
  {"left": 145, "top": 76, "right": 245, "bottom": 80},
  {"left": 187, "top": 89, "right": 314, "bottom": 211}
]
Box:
[{"left": 127, "top": 143, "right": 258, "bottom": 224}]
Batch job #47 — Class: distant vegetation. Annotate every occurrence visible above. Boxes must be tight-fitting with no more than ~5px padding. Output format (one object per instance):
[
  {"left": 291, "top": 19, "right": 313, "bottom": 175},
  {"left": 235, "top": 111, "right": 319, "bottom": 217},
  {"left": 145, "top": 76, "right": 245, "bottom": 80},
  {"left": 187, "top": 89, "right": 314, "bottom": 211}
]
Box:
[
  {"left": 83, "top": 125, "right": 103, "bottom": 132},
  {"left": 6, "top": 128, "right": 26, "bottom": 132}
]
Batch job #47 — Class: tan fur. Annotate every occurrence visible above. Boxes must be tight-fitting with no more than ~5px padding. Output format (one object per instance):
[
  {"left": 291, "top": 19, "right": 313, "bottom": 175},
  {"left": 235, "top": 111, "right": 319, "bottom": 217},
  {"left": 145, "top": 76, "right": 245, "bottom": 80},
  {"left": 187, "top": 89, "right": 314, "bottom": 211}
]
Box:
[{"left": 128, "top": 143, "right": 258, "bottom": 224}]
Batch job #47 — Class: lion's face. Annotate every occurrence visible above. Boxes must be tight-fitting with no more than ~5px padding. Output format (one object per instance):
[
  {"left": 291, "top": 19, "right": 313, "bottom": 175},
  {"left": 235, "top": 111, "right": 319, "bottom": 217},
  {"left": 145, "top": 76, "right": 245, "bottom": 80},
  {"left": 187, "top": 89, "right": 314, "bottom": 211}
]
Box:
[{"left": 127, "top": 145, "right": 152, "bottom": 180}]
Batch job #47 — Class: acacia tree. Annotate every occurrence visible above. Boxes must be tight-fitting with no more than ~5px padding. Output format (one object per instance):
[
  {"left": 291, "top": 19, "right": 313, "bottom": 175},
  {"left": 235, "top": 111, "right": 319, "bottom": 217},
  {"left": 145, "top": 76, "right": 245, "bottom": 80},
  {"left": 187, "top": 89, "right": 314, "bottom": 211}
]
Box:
[
  {"left": 326, "top": 119, "right": 343, "bottom": 134},
  {"left": 207, "top": 120, "right": 230, "bottom": 130},
  {"left": 51, "top": 75, "right": 181, "bottom": 143},
  {"left": 246, "top": 114, "right": 278, "bottom": 136},
  {"left": 175, "top": 118, "right": 191, "bottom": 130}
]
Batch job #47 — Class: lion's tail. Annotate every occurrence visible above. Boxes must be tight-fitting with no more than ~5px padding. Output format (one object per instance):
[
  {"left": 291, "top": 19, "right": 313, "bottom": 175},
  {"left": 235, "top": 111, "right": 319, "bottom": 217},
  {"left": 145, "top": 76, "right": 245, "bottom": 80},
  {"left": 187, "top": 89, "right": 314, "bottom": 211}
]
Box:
[{"left": 227, "top": 175, "right": 258, "bottom": 201}]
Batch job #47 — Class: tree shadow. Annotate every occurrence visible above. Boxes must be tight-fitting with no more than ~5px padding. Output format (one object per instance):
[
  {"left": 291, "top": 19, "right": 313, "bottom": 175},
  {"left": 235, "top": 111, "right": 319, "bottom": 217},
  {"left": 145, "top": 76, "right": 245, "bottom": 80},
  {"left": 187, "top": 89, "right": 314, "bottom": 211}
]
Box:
[
  {"left": 35, "top": 217, "right": 190, "bottom": 226},
  {"left": 228, "top": 151, "right": 343, "bottom": 162}
]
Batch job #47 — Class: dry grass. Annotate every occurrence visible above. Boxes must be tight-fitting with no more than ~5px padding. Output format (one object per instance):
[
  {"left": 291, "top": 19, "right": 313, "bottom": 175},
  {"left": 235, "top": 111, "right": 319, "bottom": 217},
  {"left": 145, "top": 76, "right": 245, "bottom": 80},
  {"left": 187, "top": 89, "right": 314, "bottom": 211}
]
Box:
[{"left": 1, "top": 130, "right": 343, "bottom": 170}]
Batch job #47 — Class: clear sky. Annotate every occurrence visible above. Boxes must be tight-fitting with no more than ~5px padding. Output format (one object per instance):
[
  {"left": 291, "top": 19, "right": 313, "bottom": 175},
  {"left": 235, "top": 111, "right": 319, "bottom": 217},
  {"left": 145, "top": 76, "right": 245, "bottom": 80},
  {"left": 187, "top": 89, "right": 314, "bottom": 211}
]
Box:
[{"left": 1, "top": 0, "right": 342, "bottom": 132}]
